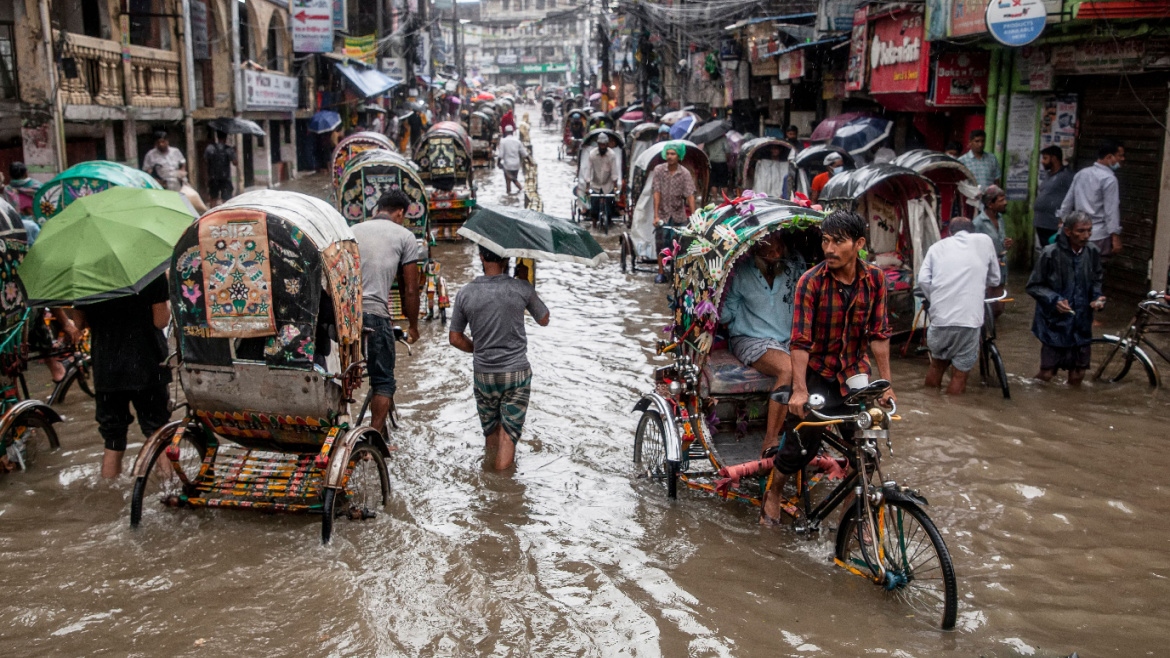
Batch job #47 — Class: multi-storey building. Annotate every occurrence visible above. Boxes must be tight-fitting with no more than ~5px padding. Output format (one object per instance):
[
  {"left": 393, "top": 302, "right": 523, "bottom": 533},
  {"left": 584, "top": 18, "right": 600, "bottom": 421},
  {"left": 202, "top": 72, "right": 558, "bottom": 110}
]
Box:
[{"left": 476, "top": 0, "right": 587, "bottom": 89}]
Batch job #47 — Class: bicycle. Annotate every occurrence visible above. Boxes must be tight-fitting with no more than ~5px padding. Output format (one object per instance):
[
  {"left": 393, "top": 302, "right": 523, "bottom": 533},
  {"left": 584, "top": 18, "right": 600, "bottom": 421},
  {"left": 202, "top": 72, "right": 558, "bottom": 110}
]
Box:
[
  {"left": 1091, "top": 290, "right": 1169, "bottom": 386},
  {"left": 978, "top": 291, "right": 1011, "bottom": 399},
  {"left": 777, "top": 382, "right": 958, "bottom": 630},
  {"left": 588, "top": 191, "right": 618, "bottom": 235}
]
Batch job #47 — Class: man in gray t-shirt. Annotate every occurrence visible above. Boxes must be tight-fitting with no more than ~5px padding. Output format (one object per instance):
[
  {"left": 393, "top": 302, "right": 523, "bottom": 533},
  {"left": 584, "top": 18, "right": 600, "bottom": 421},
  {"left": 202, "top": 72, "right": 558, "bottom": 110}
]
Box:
[
  {"left": 352, "top": 190, "right": 420, "bottom": 435},
  {"left": 449, "top": 246, "right": 549, "bottom": 469}
]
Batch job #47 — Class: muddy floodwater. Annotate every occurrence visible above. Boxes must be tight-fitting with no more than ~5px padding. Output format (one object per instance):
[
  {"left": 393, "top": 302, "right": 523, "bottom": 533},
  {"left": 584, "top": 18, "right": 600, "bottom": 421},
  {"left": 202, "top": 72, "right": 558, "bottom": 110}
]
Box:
[{"left": 3, "top": 106, "right": 1169, "bottom": 656}]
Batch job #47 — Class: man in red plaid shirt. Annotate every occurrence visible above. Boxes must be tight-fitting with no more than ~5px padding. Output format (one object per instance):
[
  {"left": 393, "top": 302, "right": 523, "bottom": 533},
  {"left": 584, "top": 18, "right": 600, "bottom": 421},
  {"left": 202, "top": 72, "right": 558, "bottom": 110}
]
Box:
[{"left": 761, "top": 210, "right": 895, "bottom": 522}]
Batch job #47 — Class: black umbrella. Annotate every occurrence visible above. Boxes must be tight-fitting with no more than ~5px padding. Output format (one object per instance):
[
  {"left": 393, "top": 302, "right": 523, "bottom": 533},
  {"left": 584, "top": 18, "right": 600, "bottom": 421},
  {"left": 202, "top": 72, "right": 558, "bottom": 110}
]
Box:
[
  {"left": 208, "top": 117, "right": 266, "bottom": 137},
  {"left": 689, "top": 119, "right": 731, "bottom": 145}
]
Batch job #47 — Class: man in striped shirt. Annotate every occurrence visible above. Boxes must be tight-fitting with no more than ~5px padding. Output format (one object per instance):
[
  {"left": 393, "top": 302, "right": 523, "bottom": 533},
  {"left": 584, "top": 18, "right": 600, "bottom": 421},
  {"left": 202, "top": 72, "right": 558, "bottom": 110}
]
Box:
[{"left": 958, "top": 129, "right": 1000, "bottom": 190}]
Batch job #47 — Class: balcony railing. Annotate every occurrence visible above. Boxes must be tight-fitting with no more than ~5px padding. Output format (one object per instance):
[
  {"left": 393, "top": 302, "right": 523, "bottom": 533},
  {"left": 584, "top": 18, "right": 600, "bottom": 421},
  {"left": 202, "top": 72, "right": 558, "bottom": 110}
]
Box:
[{"left": 57, "top": 31, "right": 182, "bottom": 108}]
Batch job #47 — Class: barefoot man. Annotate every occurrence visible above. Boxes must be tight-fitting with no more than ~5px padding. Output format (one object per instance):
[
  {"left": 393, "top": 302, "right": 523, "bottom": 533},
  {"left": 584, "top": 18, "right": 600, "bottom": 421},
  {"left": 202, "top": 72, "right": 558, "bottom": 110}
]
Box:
[{"left": 449, "top": 247, "right": 549, "bottom": 469}]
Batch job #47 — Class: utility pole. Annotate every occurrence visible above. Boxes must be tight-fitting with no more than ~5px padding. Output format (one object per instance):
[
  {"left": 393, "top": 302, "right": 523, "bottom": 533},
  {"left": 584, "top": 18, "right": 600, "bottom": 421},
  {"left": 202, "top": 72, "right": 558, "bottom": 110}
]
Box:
[
  {"left": 453, "top": 0, "right": 461, "bottom": 95},
  {"left": 598, "top": 15, "right": 610, "bottom": 110}
]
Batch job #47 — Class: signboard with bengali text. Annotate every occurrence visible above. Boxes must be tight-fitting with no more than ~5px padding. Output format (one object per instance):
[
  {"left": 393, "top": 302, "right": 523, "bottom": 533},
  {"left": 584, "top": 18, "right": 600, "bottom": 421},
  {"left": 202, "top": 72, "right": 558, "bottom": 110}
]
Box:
[{"left": 293, "top": 0, "right": 333, "bottom": 53}]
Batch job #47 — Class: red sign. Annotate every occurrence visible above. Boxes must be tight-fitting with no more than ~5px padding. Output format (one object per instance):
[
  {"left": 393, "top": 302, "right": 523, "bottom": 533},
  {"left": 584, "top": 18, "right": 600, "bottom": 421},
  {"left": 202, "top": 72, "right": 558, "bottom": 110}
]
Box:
[
  {"left": 845, "top": 7, "right": 868, "bottom": 92},
  {"left": 868, "top": 11, "right": 929, "bottom": 94},
  {"left": 932, "top": 52, "right": 990, "bottom": 106}
]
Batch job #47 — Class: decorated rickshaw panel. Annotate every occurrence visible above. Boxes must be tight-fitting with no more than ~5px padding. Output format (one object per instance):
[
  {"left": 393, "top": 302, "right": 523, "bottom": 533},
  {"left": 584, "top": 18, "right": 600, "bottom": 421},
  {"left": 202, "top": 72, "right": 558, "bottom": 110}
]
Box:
[
  {"left": 337, "top": 155, "right": 429, "bottom": 238},
  {"left": 416, "top": 133, "right": 472, "bottom": 183},
  {"left": 172, "top": 214, "right": 326, "bottom": 370},
  {"left": 0, "top": 235, "right": 27, "bottom": 336}
]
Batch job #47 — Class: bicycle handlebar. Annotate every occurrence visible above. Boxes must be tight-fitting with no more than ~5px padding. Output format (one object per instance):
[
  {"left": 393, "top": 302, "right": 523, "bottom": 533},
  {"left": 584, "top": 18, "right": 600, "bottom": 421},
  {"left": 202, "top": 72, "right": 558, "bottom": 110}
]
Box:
[{"left": 984, "top": 289, "right": 1009, "bottom": 303}]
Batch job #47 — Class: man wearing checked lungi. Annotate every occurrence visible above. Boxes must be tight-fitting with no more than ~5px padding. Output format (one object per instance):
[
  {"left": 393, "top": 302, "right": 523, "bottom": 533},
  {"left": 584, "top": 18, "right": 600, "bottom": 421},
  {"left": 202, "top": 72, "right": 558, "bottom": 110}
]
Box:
[
  {"left": 449, "top": 246, "right": 550, "bottom": 469},
  {"left": 720, "top": 233, "right": 805, "bottom": 522}
]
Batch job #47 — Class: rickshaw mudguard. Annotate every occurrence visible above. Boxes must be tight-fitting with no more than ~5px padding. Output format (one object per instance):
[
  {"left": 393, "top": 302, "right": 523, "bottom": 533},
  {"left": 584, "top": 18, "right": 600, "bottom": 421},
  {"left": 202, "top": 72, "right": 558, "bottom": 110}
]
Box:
[
  {"left": 0, "top": 400, "right": 62, "bottom": 440},
  {"left": 633, "top": 393, "right": 683, "bottom": 463},
  {"left": 323, "top": 425, "right": 391, "bottom": 489},
  {"left": 130, "top": 419, "right": 187, "bottom": 477}
]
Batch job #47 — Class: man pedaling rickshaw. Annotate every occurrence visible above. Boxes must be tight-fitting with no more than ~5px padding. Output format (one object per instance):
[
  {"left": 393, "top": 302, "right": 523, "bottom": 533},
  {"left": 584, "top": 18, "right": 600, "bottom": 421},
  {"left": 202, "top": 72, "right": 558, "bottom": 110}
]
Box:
[{"left": 579, "top": 133, "right": 622, "bottom": 229}]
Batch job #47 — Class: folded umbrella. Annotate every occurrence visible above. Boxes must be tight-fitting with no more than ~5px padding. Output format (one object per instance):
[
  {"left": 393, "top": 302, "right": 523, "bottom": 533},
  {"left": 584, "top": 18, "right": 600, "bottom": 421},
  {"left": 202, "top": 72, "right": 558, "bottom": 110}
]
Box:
[
  {"left": 831, "top": 117, "right": 894, "bottom": 155},
  {"left": 309, "top": 110, "right": 342, "bottom": 134},
  {"left": 457, "top": 203, "right": 607, "bottom": 267},
  {"left": 208, "top": 117, "right": 266, "bottom": 137},
  {"left": 19, "top": 187, "right": 195, "bottom": 306}
]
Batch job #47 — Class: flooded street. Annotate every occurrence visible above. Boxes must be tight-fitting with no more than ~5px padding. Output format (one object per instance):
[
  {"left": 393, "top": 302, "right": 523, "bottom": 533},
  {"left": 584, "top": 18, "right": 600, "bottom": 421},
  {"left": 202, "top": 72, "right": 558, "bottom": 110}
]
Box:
[{"left": 3, "top": 105, "right": 1169, "bottom": 656}]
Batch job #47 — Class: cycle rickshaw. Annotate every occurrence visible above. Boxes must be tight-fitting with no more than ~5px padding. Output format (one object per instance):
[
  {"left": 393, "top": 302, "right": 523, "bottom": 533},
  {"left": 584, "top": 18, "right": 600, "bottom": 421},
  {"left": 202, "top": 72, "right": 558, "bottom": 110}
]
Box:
[
  {"left": 587, "top": 111, "right": 614, "bottom": 132},
  {"left": 571, "top": 128, "right": 626, "bottom": 233},
  {"left": 127, "top": 190, "right": 389, "bottom": 543},
  {"left": 632, "top": 197, "right": 958, "bottom": 629},
  {"left": 32, "top": 160, "right": 161, "bottom": 222},
  {"left": 468, "top": 110, "right": 496, "bottom": 167},
  {"left": 559, "top": 109, "right": 588, "bottom": 160},
  {"left": 541, "top": 97, "right": 557, "bottom": 130},
  {"left": 336, "top": 149, "right": 450, "bottom": 322},
  {"left": 892, "top": 150, "right": 979, "bottom": 234},
  {"left": 330, "top": 131, "right": 395, "bottom": 196},
  {"left": 735, "top": 137, "right": 799, "bottom": 199},
  {"left": 0, "top": 198, "right": 62, "bottom": 479},
  {"left": 618, "top": 140, "right": 709, "bottom": 273},
  {"left": 625, "top": 123, "right": 661, "bottom": 173},
  {"left": 415, "top": 121, "right": 477, "bottom": 241}
]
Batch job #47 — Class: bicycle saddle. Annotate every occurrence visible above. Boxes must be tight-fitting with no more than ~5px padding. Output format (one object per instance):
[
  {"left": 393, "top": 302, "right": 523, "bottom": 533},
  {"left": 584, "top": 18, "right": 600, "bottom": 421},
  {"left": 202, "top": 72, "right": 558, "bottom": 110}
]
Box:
[{"left": 843, "top": 379, "right": 892, "bottom": 406}]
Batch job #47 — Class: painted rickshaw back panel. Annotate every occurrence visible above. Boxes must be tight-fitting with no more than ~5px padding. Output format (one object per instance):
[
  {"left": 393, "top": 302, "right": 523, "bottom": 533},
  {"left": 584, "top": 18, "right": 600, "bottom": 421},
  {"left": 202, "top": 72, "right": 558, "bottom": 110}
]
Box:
[
  {"left": 330, "top": 131, "right": 395, "bottom": 196},
  {"left": 336, "top": 149, "right": 429, "bottom": 233},
  {"left": 415, "top": 123, "right": 476, "bottom": 239},
  {"left": 0, "top": 199, "right": 28, "bottom": 336}
]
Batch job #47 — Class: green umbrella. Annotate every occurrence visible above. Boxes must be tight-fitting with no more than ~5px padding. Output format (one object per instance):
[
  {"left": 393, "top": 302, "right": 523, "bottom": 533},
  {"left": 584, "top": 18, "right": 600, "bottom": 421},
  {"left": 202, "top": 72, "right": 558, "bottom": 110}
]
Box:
[
  {"left": 457, "top": 203, "right": 607, "bottom": 267},
  {"left": 19, "top": 186, "right": 195, "bottom": 306}
]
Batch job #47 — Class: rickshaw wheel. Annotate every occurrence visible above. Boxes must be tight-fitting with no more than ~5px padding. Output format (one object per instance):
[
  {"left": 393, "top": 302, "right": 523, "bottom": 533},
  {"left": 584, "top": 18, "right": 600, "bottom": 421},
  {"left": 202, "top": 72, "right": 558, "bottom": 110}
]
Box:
[
  {"left": 130, "top": 427, "right": 206, "bottom": 528},
  {"left": 321, "top": 441, "right": 390, "bottom": 544},
  {"left": 633, "top": 410, "right": 678, "bottom": 498},
  {"left": 1, "top": 415, "right": 59, "bottom": 472}
]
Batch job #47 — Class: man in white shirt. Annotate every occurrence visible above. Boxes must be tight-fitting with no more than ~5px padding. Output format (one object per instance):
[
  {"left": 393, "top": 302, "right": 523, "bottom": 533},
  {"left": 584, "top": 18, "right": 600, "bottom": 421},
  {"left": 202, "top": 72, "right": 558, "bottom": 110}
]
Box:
[
  {"left": 141, "top": 131, "right": 187, "bottom": 191},
  {"left": 497, "top": 125, "right": 528, "bottom": 195},
  {"left": 579, "top": 132, "right": 621, "bottom": 228},
  {"left": 917, "top": 216, "right": 1001, "bottom": 394}
]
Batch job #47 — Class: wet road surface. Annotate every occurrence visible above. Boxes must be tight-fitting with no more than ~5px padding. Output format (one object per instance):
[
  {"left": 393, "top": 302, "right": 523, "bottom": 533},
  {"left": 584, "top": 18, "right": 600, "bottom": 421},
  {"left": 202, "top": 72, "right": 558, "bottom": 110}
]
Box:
[{"left": 2, "top": 105, "right": 1169, "bottom": 656}]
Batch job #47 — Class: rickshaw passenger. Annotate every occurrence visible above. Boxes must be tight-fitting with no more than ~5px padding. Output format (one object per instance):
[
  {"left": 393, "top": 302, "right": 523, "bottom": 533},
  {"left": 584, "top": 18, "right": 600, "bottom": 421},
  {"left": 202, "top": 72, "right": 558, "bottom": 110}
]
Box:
[
  {"left": 752, "top": 145, "right": 790, "bottom": 198},
  {"left": 570, "top": 116, "right": 586, "bottom": 140},
  {"left": 721, "top": 234, "right": 805, "bottom": 462},
  {"left": 780, "top": 210, "right": 895, "bottom": 524},
  {"left": 352, "top": 190, "right": 421, "bottom": 435}
]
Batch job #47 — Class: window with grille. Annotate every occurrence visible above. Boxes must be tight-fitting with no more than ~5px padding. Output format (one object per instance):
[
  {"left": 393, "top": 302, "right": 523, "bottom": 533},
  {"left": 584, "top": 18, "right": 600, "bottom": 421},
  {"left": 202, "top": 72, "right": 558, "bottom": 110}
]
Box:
[{"left": 0, "top": 22, "right": 16, "bottom": 100}]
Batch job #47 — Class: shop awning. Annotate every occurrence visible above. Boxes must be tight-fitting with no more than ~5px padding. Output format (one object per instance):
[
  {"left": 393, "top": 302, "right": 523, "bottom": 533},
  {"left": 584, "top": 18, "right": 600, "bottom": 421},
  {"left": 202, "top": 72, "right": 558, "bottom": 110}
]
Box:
[{"left": 334, "top": 61, "right": 401, "bottom": 98}]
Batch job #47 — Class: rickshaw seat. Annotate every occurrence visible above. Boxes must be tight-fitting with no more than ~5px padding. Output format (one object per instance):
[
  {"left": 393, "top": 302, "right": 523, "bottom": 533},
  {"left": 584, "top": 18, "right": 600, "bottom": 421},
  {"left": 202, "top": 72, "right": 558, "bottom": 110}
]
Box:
[
  {"left": 702, "top": 348, "right": 775, "bottom": 396},
  {"left": 180, "top": 363, "right": 345, "bottom": 421}
]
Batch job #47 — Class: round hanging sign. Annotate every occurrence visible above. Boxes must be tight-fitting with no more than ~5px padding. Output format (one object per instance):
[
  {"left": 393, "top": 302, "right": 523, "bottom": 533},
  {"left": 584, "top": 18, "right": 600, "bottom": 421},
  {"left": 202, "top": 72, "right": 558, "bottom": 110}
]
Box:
[{"left": 985, "top": 0, "right": 1047, "bottom": 47}]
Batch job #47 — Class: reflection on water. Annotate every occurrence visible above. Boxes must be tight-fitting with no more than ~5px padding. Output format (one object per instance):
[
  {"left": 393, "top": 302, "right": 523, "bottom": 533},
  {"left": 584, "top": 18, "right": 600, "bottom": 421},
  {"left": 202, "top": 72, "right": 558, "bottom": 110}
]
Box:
[{"left": 2, "top": 106, "right": 1169, "bottom": 655}]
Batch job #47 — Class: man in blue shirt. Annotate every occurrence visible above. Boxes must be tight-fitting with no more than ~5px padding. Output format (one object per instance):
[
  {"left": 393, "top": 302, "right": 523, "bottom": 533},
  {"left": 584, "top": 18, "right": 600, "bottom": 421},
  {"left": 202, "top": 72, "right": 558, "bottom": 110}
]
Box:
[
  {"left": 958, "top": 129, "right": 1000, "bottom": 190},
  {"left": 721, "top": 233, "right": 804, "bottom": 520}
]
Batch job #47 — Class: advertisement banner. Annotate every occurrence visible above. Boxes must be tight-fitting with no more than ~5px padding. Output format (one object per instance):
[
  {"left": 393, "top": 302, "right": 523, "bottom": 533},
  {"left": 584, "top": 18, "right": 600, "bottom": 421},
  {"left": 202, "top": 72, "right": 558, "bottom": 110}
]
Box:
[
  {"left": 333, "top": 0, "right": 346, "bottom": 31},
  {"left": 1052, "top": 41, "right": 1145, "bottom": 74},
  {"left": 986, "top": 0, "right": 1046, "bottom": 46},
  {"left": 191, "top": 0, "right": 209, "bottom": 60},
  {"left": 951, "top": 0, "right": 988, "bottom": 37},
  {"left": 752, "top": 57, "right": 779, "bottom": 77},
  {"left": 1040, "top": 94, "right": 1077, "bottom": 164},
  {"left": 845, "top": 7, "right": 868, "bottom": 91},
  {"left": 497, "top": 54, "right": 518, "bottom": 65},
  {"left": 869, "top": 11, "right": 929, "bottom": 94},
  {"left": 1005, "top": 93, "right": 1038, "bottom": 201},
  {"left": 932, "top": 52, "right": 989, "bottom": 106},
  {"left": 344, "top": 34, "right": 377, "bottom": 65},
  {"left": 777, "top": 50, "right": 805, "bottom": 81},
  {"left": 292, "top": 0, "right": 333, "bottom": 53},
  {"left": 245, "top": 70, "right": 299, "bottom": 111},
  {"left": 380, "top": 57, "right": 406, "bottom": 80}
]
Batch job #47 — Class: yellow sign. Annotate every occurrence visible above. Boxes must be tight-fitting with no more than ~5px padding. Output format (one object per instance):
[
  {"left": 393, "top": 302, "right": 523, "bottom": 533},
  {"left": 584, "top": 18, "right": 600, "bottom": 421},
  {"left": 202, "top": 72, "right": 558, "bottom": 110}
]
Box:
[{"left": 343, "top": 34, "right": 377, "bottom": 65}]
